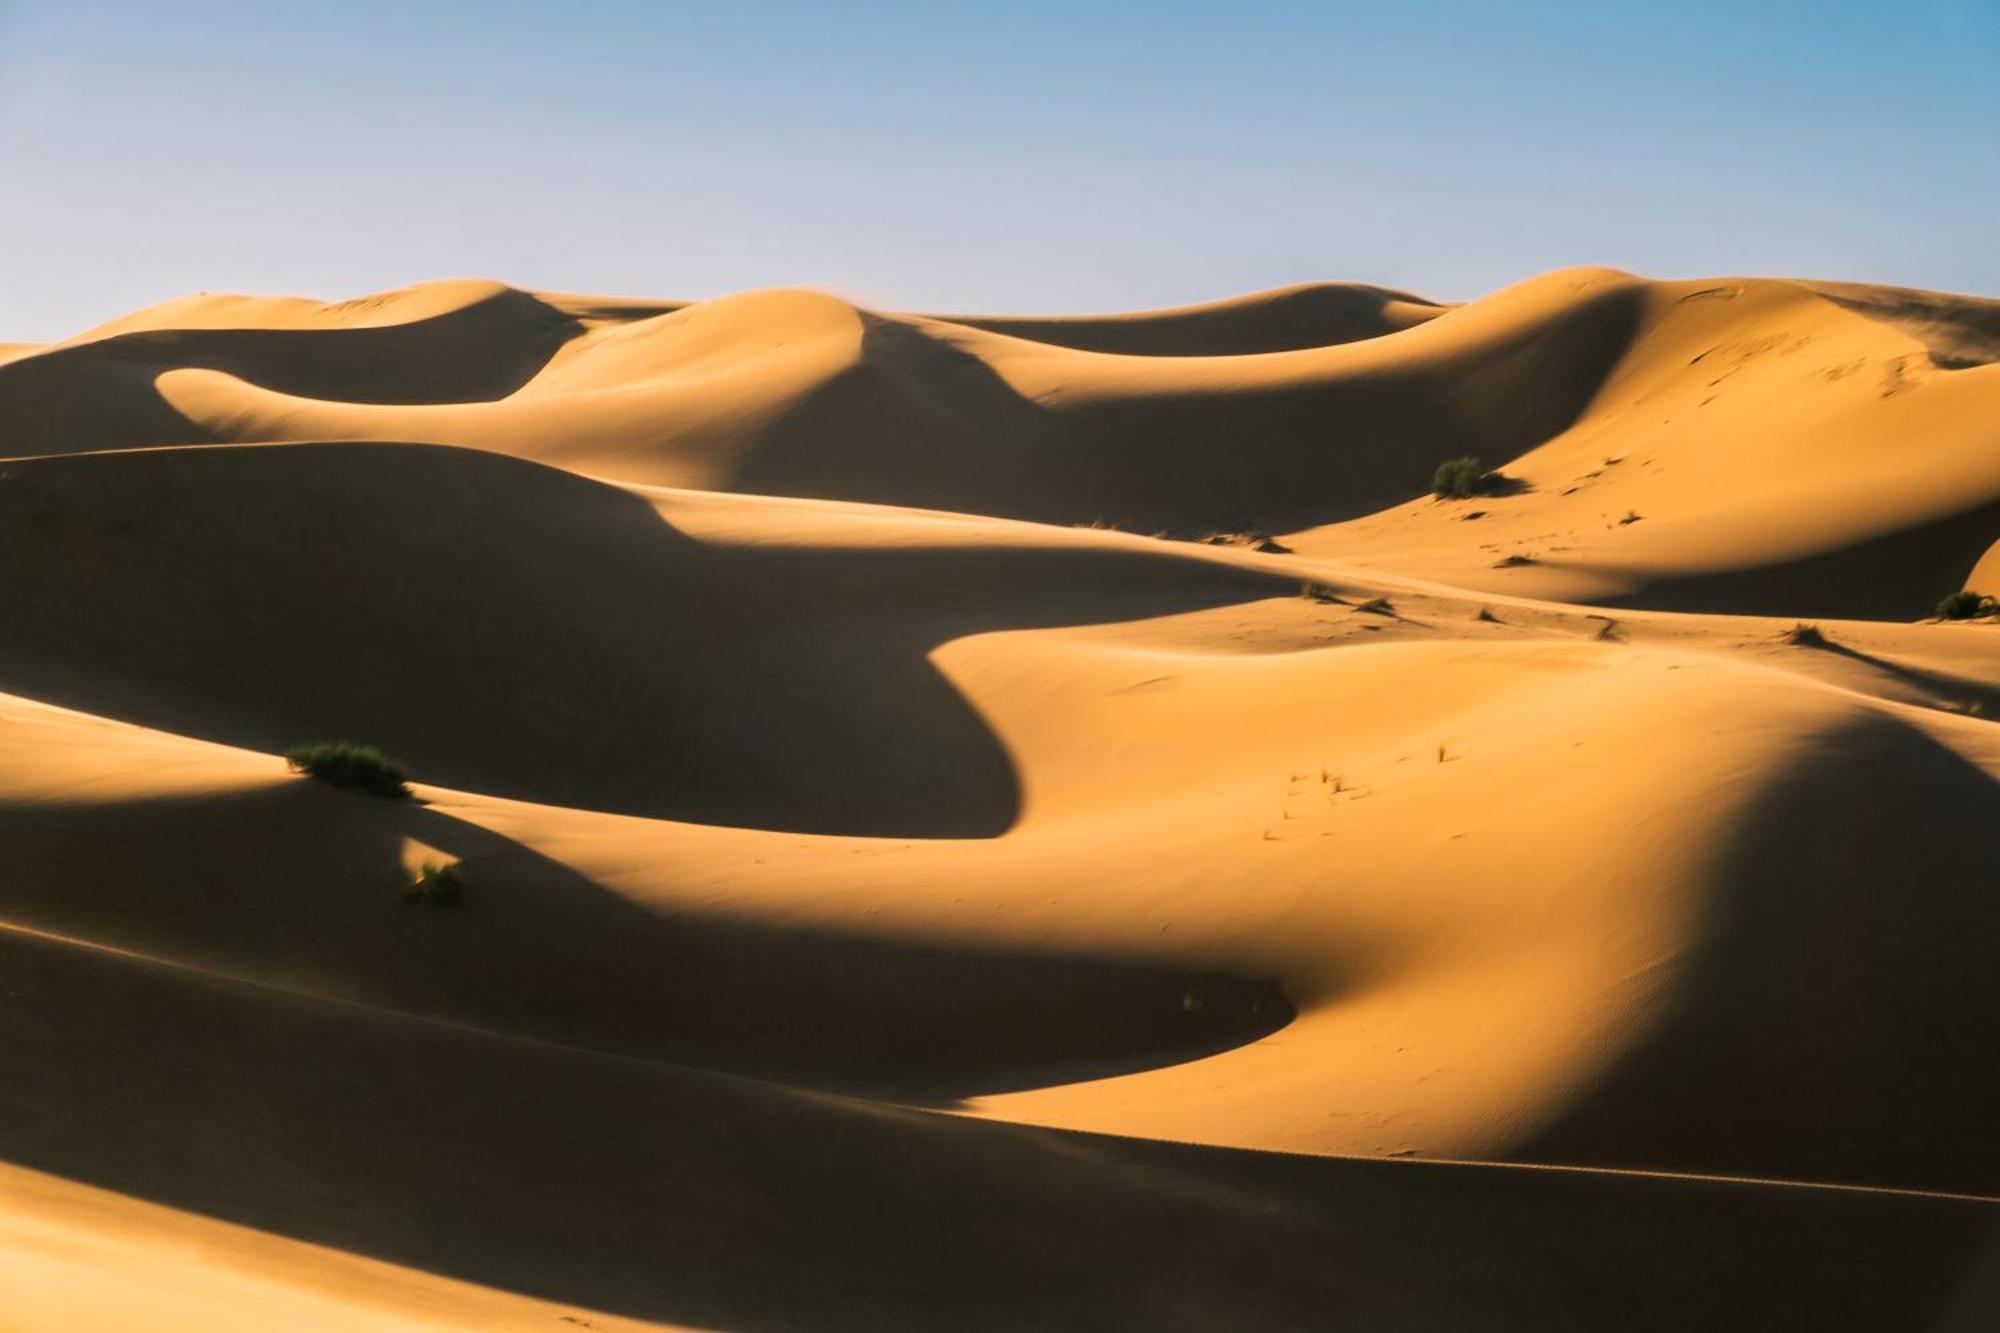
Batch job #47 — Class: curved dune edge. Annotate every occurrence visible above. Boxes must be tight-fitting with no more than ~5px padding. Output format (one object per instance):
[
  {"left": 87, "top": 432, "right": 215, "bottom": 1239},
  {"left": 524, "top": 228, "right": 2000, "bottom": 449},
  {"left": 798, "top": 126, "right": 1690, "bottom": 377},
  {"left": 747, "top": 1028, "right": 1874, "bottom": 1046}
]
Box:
[
  {"left": 925, "top": 280, "right": 1451, "bottom": 355},
  {"left": 0, "top": 271, "right": 1994, "bottom": 1327}
]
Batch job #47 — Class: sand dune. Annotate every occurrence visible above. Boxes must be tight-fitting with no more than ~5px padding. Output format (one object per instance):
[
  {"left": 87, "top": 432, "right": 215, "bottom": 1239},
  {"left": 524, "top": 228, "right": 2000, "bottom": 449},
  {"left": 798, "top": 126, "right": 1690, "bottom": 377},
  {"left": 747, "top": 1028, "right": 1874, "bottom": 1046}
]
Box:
[
  {"left": 6, "top": 266, "right": 1993, "bottom": 616},
  {"left": 932, "top": 280, "right": 1449, "bottom": 355},
  {"left": 0, "top": 269, "right": 1993, "bottom": 1328},
  {"left": 0, "top": 904, "right": 1991, "bottom": 1331}
]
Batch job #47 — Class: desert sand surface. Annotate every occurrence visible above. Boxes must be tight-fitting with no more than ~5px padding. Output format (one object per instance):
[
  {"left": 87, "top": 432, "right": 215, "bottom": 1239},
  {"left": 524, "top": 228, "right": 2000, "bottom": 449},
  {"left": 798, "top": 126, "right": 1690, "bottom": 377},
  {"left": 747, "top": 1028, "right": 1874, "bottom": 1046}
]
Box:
[{"left": 0, "top": 269, "right": 1994, "bottom": 1329}]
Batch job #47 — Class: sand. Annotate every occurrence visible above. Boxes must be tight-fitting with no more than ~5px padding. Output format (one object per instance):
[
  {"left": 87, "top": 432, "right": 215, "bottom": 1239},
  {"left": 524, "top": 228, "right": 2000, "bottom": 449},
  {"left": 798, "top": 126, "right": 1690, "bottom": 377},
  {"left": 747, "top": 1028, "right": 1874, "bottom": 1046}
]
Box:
[{"left": 0, "top": 269, "right": 1993, "bottom": 1329}]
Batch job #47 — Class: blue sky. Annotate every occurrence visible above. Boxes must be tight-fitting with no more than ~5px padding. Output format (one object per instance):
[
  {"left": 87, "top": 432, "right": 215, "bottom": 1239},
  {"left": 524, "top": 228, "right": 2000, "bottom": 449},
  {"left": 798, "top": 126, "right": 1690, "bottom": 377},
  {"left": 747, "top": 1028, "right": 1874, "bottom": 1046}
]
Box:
[{"left": 2, "top": 0, "right": 1995, "bottom": 339}]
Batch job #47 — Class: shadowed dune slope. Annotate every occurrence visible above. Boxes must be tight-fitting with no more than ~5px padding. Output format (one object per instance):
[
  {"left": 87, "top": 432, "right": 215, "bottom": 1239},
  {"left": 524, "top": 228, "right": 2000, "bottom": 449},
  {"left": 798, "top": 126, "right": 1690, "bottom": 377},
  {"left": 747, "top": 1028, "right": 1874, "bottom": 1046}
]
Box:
[
  {"left": 0, "top": 281, "right": 582, "bottom": 446},
  {"left": 1799, "top": 280, "right": 2000, "bottom": 369},
  {"left": 931, "top": 281, "right": 1449, "bottom": 354}
]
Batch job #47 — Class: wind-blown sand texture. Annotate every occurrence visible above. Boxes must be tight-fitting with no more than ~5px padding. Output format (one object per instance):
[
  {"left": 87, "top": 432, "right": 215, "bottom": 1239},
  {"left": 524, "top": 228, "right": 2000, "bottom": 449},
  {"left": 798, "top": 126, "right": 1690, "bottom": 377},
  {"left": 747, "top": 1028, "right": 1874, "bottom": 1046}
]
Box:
[{"left": 0, "top": 269, "right": 1994, "bottom": 1330}]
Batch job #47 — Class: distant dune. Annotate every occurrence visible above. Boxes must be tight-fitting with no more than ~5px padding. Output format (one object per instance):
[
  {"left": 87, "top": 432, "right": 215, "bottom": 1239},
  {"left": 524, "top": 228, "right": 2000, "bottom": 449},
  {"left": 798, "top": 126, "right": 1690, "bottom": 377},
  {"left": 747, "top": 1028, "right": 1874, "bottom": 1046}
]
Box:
[{"left": 0, "top": 271, "right": 1993, "bottom": 1329}]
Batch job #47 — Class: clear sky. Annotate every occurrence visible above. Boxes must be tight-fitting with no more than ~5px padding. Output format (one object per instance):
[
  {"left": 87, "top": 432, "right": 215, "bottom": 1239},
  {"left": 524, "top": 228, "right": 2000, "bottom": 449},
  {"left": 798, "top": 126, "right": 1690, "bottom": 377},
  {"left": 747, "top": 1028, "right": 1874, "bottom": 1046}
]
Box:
[{"left": 2, "top": 0, "right": 1995, "bottom": 340}]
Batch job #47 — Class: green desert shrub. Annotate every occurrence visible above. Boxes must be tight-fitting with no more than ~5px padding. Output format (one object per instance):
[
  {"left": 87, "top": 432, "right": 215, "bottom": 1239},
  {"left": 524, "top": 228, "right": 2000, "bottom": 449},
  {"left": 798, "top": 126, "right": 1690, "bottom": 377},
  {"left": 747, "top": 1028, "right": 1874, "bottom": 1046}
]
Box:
[
  {"left": 285, "top": 741, "right": 410, "bottom": 799},
  {"left": 404, "top": 861, "right": 462, "bottom": 906},
  {"left": 1935, "top": 590, "right": 1993, "bottom": 621},
  {"left": 1431, "top": 455, "right": 1491, "bottom": 499}
]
